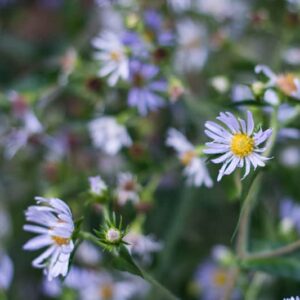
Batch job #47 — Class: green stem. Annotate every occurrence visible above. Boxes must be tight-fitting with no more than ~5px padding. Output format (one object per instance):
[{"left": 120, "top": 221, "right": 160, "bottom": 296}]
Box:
[
  {"left": 245, "top": 272, "right": 269, "bottom": 300},
  {"left": 141, "top": 269, "right": 180, "bottom": 300},
  {"left": 244, "top": 239, "right": 300, "bottom": 261}
]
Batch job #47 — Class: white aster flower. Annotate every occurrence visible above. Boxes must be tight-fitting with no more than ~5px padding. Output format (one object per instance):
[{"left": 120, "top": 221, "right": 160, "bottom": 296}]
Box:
[
  {"left": 204, "top": 111, "right": 272, "bottom": 181},
  {"left": 124, "top": 231, "right": 162, "bottom": 263},
  {"left": 89, "top": 175, "right": 107, "bottom": 196},
  {"left": 255, "top": 64, "right": 300, "bottom": 99},
  {"left": 89, "top": 117, "right": 132, "bottom": 155},
  {"left": 168, "top": 0, "right": 191, "bottom": 12},
  {"left": 116, "top": 172, "right": 140, "bottom": 206},
  {"left": 92, "top": 31, "right": 129, "bottom": 86},
  {"left": 0, "top": 251, "right": 13, "bottom": 290},
  {"left": 175, "top": 20, "right": 209, "bottom": 72},
  {"left": 23, "top": 197, "right": 75, "bottom": 281},
  {"left": 166, "top": 128, "right": 213, "bottom": 187}
]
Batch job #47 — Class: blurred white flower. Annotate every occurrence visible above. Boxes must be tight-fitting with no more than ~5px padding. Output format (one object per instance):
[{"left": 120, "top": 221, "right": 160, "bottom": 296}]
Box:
[
  {"left": 175, "top": 20, "right": 208, "bottom": 72},
  {"left": 89, "top": 117, "right": 132, "bottom": 155},
  {"left": 255, "top": 65, "right": 300, "bottom": 99},
  {"left": 116, "top": 172, "right": 140, "bottom": 205},
  {"left": 23, "top": 197, "right": 74, "bottom": 281},
  {"left": 168, "top": 0, "right": 191, "bottom": 12},
  {"left": 166, "top": 128, "right": 213, "bottom": 187},
  {"left": 280, "top": 146, "right": 300, "bottom": 167},
  {"left": 89, "top": 175, "right": 107, "bottom": 196},
  {"left": 92, "top": 31, "right": 129, "bottom": 86},
  {"left": 124, "top": 231, "right": 162, "bottom": 263},
  {"left": 75, "top": 242, "right": 102, "bottom": 266},
  {"left": 210, "top": 76, "right": 230, "bottom": 93},
  {"left": 0, "top": 251, "right": 13, "bottom": 290},
  {"left": 283, "top": 47, "right": 300, "bottom": 65},
  {"left": 231, "top": 84, "right": 253, "bottom": 102},
  {"left": 204, "top": 111, "right": 272, "bottom": 181}
]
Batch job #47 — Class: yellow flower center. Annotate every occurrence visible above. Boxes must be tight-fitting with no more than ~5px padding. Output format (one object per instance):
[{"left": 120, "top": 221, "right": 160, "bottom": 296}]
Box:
[
  {"left": 180, "top": 150, "right": 196, "bottom": 166},
  {"left": 51, "top": 236, "right": 70, "bottom": 246},
  {"left": 230, "top": 133, "right": 254, "bottom": 157},
  {"left": 276, "top": 73, "right": 298, "bottom": 96},
  {"left": 110, "top": 51, "right": 122, "bottom": 62},
  {"left": 100, "top": 284, "right": 113, "bottom": 300},
  {"left": 213, "top": 270, "right": 228, "bottom": 287}
]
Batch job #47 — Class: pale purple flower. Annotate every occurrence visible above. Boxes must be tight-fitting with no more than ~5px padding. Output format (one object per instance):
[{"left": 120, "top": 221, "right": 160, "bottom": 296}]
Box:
[
  {"left": 23, "top": 197, "right": 74, "bottom": 281},
  {"left": 92, "top": 31, "right": 129, "bottom": 86},
  {"left": 116, "top": 172, "right": 140, "bottom": 206},
  {"left": 88, "top": 117, "right": 132, "bottom": 155},
  {"left": 89, "top": 176, "right": 107, "bottom": 196},
  {"left": 128, "top": 61, "right": 166, "bottom": 115},
  {"left": 168, "top": 0, "right": 191, "bottom": 12},
  {"left": 255, "top": 65, "right": 300, "bottom": 99},
  {"left": 0, "top": 252, "right": 13, "bottom": 290},
  {"left": 166, "top": 128, "right": 213, "bottom": 187},
  {"left": 204, "top": 111, "right": 272, "bottom": 181},
  {"left": 283, "top": 297, "right": 300, "bottom": 300},
  {"left": 279, "top": 198, "right": 300, "bottom": 234}
]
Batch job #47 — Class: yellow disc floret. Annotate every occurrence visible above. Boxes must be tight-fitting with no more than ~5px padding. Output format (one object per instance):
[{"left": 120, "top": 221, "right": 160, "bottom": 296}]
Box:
[
  {"left": 180, "top": 150, "right": 196, "bottom": 166},
  {"left": 213, "top": 270, "right": 228, "bottom": 287},
  {"left": 51, "top": 236, "right": 70, "bottom": 246},
  {"left": 230, "top": 133, "right": 254, "bottom": 157}
]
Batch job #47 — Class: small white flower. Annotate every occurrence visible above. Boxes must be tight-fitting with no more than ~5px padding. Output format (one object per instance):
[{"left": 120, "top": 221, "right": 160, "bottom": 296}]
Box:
[
  {"left": 92, "top": 31, "right": 129, "bottom": 86},
  {"left": 23, "top": 197, "right": 75, "bottom": 281},
  {"left": 89, "top": 175, "right": 107, "bottom": 196},
  {"left": 168, "top": 0, "right": 191, "bottom": 12},
  {"left": 283, "top": 47, "right": 300, "bottom": 65},
  {"left": 89, "top": 117, "right": 132, "bottom": 155},
  {"left": 166, "top": 128, "right": 213, "bottom": 187},
  {"left": 204, "top": 111, "right": 272, "bottom": 181},
  {"left": 116, "top": 172, "right": 140, "bottom": 205},
  {"left": 255, "top": 64, "right": 300, "bottom": 99},
  {"left": 0, "top": 251, "right": 13, "bottom": 290},
  {"left": 283, "top": 297, "right": 300, "bottom": 300},
  {"left": 124, "top": 231, "right": 162, "bottom": 262},
  {"left": 175, "top": 20, "right": 208, "bottom": 72},
  {"left": 210, "top": 76, "right": 230, "bottom": 94}
]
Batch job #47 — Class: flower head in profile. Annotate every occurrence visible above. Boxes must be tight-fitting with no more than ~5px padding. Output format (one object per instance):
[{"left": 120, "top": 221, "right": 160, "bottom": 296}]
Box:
[
  {"left": 23, "top": 197, "right": 74, "bottom": 280},
  {"left": 116, "top": 172, "right": 140, "bottom": 206},
  {"left": 92, "top": 31, "right": 129, "bottom": 86},
  {"left": 255, "top": 65, "right": 300, "bottom": 99},
  {"left": 204, "top": 111, "right": 272, "bottom": 181},
  {"left": 166, "top": 128, "right": 213, "bottom": 187},
  {"left": 128, "top": 61, "right": 167, "bottom": 116},
  {"left": 88, "top": 117, "right": 132, "bottom": 155}
]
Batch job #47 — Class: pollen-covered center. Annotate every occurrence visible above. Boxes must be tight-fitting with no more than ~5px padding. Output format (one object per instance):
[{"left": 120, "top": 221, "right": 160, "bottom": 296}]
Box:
[
  {"left": 230, "top": 133, "right": 254, "bottom": 157},
  {"left": 213, "top": 270, "right": 228, "bottom": 287},
  {"left": 110, "top": 51, "right": 122, "bottom": 62},
  {"left": 180, "top": 150, "right": 196, "bottom": 166},
  {"left": 51, "top": 236, "right": 70, "bottom": 246}
]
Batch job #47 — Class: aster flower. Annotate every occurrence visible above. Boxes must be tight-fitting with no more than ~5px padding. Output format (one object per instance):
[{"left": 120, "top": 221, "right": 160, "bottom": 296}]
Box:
[
  {"left": 88, "top": 117, "right": 132, "bottom": 155},
  {"left": 204, "top": 111, "right": 272, "bottom": 181},
  {"left": 0, "top": 251, "right": 13, "bottom": 290},
  {"left": 255, "top": 65, "right": 300, "bottom": 99},
  {"left": 128, "top": 61, "right": 167, "bottom": 116},
  {"left": 279, "top": 198, "right": 300, "bottom": 235},
  {"left": 124, "top": 231, "right": 162, "bottom": 263},
  {"left": 175, "top": 20, "right": 209, "bottom": 72},
  {"left": 166, "top": 128, "right": 213, "bottom": 187},
  {"left": 92, "top": 31, "right": 129, "bottom": 86},
  {"left": 89, "top": 175, "right": 107, "bottom": 196},
  {"left": 23, "top": 197, "right": 75, "bottom": 281},
  {"left": 115, "top": 172, "right": 140, "bottom": 206},
  {"left": 168, "top": 0, "right": 191, "bottom": 12}
]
